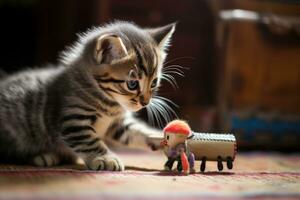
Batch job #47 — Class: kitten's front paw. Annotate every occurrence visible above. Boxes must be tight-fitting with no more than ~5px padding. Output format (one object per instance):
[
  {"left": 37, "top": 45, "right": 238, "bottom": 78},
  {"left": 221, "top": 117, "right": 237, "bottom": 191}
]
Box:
[
  {"left": 87, "top": 154, "right": 124, "bottom": 171},
  {"left": 32, "top": 153, "right": 60, "bottom": 167},
  {"left": 147, "top": 136, "right": 164, "bottom": 151}
]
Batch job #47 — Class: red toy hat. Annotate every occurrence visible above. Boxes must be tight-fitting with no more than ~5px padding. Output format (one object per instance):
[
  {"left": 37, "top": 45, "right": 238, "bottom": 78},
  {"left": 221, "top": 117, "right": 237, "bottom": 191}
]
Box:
[{"left": 163, "top": 120, "right": 191, "bottom": 136}]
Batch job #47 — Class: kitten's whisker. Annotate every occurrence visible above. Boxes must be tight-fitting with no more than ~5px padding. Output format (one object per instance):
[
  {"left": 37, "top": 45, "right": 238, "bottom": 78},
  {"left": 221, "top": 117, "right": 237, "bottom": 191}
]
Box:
[
  {"left": 151, "top": 96, "right": 178, "bottom": 128},
  {"left": 155, "top": 98, "right": 177, "bottom": 119},
  {"left": 163, "top": 67, "right": 185, "bottom": 73},
  {"left": 146, "top": 105, "right": 155, "bottom": 127},
  {"left": 150, "top": 101, "right": 164, "bottom": 128},
  {"left": 162, "top": 69, "right": 184, "bottom": 76},
  {"left": 152, "top": 100, "right": 171, "bottom": 123},
  {"left": 161, "top": 74, "right": 179, "bottom": 89},
  {"left": 164, "top": 74, "right": 178, "bottom": 87},
  {"left": 145, "top": 106, "right": 151, "bottom": 125},
  {"left": 158, "top": 102, "right": 173, "bottom": 123},
  {"left": 153, "top": 100, "right": 169, "bottom": 128},
  {"left": 149, "top": 107, "right": 155, "bottom": 126},
  {"left": 153, "top": 97, "right": 178, "bottom": 119},
  {"left": 164, "top": 64, "right": 190, "bottom": 70},
  {"left": 163, "top": 67, "right": 184, "bottom": 74},
  {"left": 163, "top": 57, "right": 195, "bottom": 66},
  {"left": 149, "top": 101, "right": 158, "bottom": 127},
  {"left": 151, "top": 101, "right": 169, "bottom": 127},
  {"left": 163, "top": 70, "right": 185, "bottom": 77},
  {"left": 163, "top": 69, "right": 187, "bottom": 77},
  {"left": 161, "top": 77, "right": 177, "bottom": 90},
  {"left": 153, "top": 96, "right": 179, "bottom": 108},
  {"left": 163, "top": 64, "right": 188, "bottom": 77}
]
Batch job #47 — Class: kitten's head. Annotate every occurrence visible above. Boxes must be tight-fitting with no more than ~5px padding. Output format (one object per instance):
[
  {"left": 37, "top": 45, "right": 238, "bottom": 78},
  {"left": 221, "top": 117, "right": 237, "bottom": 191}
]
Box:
[{"left": 62, "top": 21, "right": 176, "bottom": 112}]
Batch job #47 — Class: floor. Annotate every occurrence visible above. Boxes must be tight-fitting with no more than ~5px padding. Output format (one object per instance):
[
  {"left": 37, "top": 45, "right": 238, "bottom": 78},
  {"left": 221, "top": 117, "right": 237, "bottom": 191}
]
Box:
[{"left": 0, "top": 151, "right": 299, "bottom": 200}]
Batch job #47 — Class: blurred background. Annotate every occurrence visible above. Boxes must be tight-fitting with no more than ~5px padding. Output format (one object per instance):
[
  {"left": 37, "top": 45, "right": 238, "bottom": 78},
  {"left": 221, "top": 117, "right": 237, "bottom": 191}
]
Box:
[{"left": 0, "top": 0, "right": 299, "bottom": 152}]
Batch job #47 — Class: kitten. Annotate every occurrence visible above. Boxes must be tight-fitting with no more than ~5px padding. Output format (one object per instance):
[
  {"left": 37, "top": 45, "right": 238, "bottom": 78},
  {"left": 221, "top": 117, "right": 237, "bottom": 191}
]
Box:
[{"left": 0, "top": 21, "right": 176, "bottom": 171}]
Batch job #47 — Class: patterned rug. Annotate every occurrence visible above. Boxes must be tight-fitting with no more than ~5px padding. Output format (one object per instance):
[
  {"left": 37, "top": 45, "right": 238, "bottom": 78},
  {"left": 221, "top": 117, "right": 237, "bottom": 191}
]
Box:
[{"left": 0, "top": 151, "right": 299, "bottom": 200}]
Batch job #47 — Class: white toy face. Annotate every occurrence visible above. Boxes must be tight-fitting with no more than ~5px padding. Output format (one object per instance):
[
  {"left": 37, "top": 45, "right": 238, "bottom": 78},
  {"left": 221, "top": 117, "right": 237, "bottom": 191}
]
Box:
[{"left": 164, "top": 132, "right": 187, "bottom": 148}]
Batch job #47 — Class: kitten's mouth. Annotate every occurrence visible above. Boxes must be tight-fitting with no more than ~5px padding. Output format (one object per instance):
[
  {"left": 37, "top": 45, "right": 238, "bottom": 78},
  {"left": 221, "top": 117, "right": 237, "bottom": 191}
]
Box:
[
  {"left": 128, "top": 106, "right": 142, "bottom": 112},
  {"left": 130, "top": 100, "right": 146, "bottom": 110},
  {"left": 119, "top": 101, "right": 143, "bottom": 112},
  {"left": 131, "top": 104, "right": 143, "bottom": 112}
]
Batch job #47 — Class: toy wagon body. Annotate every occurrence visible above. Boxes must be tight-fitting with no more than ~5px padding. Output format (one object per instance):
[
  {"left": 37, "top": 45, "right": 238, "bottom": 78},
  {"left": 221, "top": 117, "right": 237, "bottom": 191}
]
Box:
[{"left": 187, "top": 132, "right": 237, "bottom": 172}]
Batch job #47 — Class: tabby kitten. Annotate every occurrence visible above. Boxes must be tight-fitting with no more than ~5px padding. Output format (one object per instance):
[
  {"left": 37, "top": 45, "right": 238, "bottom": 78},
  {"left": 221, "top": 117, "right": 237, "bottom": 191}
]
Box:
[{"left": 0, "top": 21, "right": 176, "bottom": 171}]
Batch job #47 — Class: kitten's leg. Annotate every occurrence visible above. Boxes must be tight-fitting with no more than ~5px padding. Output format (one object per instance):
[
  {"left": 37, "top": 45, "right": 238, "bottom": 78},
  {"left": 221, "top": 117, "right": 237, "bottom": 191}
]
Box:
[
  {"left": 108, "top": 115, "right": 163, "bottom": 151},
  {"left": 61, "top": 114, "right": 124, "bottom": 171},
  {"left": 63, "top": 130, "right": 124, "bottom": 171}
]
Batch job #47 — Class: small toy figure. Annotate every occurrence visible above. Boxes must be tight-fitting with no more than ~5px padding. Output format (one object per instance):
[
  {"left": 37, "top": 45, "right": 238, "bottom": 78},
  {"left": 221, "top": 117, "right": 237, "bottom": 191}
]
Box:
[
  {"left": 159, "top": 120, "right": 237, "bottom": 174},
  {"left": 162, "top": 120, "right": 195, "bottom": 174}
]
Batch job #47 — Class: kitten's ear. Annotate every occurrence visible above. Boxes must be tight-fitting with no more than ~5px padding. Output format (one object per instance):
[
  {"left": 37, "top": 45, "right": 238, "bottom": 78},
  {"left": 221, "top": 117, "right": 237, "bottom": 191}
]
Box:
[
  {"left": 94, "top": 34, "right": 128, "bottom": 64},
  {"left": 148, "top": 22, "right": 176, "bottom": 50}
]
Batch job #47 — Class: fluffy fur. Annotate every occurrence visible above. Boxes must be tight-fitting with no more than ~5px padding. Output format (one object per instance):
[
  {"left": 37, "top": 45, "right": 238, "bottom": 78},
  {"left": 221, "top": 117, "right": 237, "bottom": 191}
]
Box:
[{"left": 0, "top": 21, "right": 176, "bottom": 170}]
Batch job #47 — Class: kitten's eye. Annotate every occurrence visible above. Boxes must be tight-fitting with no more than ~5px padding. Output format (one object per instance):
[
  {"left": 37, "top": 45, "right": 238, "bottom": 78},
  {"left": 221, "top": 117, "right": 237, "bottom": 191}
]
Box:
[
  {"left": 167, "top": 135, "right": 170, "bottom": 140},
  {"left": 126, "top": 80, "right": 139, "bottom": 90},
  {"left": 151, "top": 78, "right": 158, "bottom": 88}
]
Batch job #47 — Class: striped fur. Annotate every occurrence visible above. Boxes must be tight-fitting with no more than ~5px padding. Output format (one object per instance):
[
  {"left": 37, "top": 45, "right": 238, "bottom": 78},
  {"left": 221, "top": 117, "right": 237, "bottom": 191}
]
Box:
[{"left": 0, "top": 21, "right": 176, "bottom": 170}]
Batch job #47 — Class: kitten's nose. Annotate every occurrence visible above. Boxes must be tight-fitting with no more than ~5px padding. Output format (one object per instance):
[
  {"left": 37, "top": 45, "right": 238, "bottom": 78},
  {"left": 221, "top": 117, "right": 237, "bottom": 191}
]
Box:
[
  {"left": 140, "top": 100, "right": 149, "bottom": 106},
  {"left": 140, "top": 96, "right": 150, "bottom": 106}
]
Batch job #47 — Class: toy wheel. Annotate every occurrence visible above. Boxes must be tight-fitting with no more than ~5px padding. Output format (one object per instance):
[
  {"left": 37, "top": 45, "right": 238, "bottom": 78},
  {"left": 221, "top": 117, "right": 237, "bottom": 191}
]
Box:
[
  {"left": 200, "top": 156, "right": 206, "bottom": 172},
  {"left": 217, "top": 156, "right": 223, "bottom": 171},
  {"left": 226, "top": 156, "right": 233, "bottom": 169}
]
